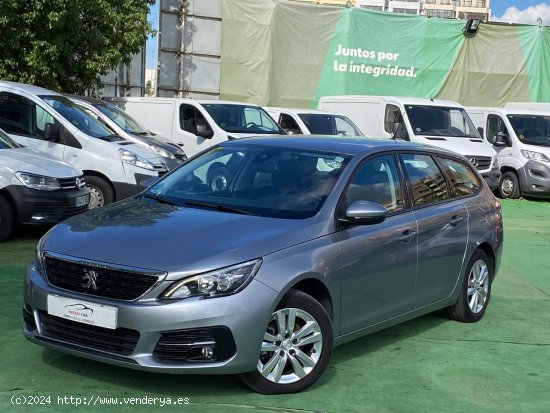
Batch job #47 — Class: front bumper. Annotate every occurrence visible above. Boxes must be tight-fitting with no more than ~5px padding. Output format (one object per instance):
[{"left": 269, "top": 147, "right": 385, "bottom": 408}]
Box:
[
  {"left": 23, "top": 262, "right": 278, "bottom": 374},
  {"left": 481, "top": 167, "right": 501, "bottom": 191},
  {"left": 5, "top": 185, "right": 90, "bottom": 225},
  {"left": 518, "top": 160, "right": 550, "bottom": 198}
]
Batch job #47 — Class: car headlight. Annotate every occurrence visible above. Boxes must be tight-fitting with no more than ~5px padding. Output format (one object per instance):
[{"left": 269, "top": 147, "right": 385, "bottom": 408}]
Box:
[
  {"left": 119, "top": 149, "right": 156, "bottom": 171},
  {"left": 149, "top": 144, "right": 175, "bottom": 160},
  {"left": 161, "top": 259, "right": 262, "bottom": 300},
  {"left": 521, "top": 150, "right": 550, "bottom": 163},
  {"left": 34, "top": 236, "right": 47, "bottom": 275},
  {"left": 15, "top": 172, "right": 61, "bottom": 191}
]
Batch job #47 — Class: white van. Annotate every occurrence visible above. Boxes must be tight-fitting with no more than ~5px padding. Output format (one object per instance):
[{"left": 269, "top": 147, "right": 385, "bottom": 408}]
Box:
[
  {"left": 0, "top": 82, "right": 167, "bottom": 208},
  {"left": 264, "top": 107, "right": 364, "bottom": 136},
  {"left": 0, "top": 128, "right": 90, "bottom": 242},
  {"left": 318, "top": 96, "right": 500, "bottom": 190},
  {"left": 110, "top": 98, "right": 285, "bottom": 157},
  {"left": 466, "top": 106, "right": 550, "bottom": 199}
]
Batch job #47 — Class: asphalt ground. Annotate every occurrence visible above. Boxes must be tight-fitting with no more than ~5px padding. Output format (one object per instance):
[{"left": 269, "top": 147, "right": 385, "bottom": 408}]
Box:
[{"left": 0, "top": 199, "right": 549, "bottom": 412}]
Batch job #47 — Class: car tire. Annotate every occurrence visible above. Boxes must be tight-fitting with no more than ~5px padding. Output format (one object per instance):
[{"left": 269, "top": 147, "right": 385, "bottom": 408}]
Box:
[
  {"left": 499, "top": 171, "right": 521, "bottom": 199},
  {"left": 207, "top": 163, "right": 231, "bottom": 191},
  {"left": 0, "top": 194, "right": 14, "bottom": 243},
  {"left": 85, "top": 176, "right": 113, "bottom": 209},
  {"left": 240, "top": 289, "right": 333, "bottom": 394},
  {"left": 444, "top": 249, "right": 493, "bottom": 323}
]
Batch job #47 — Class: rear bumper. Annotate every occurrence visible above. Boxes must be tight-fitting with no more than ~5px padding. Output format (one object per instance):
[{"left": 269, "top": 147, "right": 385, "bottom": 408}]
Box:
[{"left": 4, "top": 185, "right": 90, "bottom": 225}]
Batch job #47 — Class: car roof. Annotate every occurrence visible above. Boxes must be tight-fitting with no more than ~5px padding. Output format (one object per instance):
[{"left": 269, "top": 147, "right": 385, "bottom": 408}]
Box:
[
  {"left": 0, "top": 81, "right": 60, "bottom": 96},
  {"left": 467, "top": 106, "right": 550, "bottom": 116},
  {"left": 320, "top": 95, "right": 463, "bottom": 108},
  {"left": 64, "top": 94, "right": 104, "bottom": 105},
  {"left": 265, "top": 107, "right": 339, "bottom": 116},
  {"left": 222, "top": 135, "right": 459, "bottom": 157}
]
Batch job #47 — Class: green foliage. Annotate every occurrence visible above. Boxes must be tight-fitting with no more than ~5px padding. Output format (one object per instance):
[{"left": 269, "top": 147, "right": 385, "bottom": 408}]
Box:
[{"left": 0, "top": 0, "right": 155, "bottom": 94}]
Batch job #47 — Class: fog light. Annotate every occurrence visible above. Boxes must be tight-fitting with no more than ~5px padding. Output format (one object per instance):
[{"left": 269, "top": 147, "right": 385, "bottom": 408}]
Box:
[
  {"left": 31, "top": 214, "right": 47, "bottom": 221},
  {"left": 201, "top": 347, "right": 214, "bottom": 359}
]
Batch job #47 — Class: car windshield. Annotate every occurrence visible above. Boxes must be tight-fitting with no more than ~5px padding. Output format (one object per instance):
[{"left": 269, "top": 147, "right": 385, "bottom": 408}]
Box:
[
  {"left": 95, "top": 102, "right": 149, "bottom": 135},
  {"left": 298, "top": 114, "right": 364, "bottom": 136},
  {"left": 508, "top": 114, "right": 550, "bottom": 147},
  {"left": 40, "top": 95, "right": 118, "bottom": 140},
  {"left": 202, "top": 104, "right": 282, "bottom": 134},
  {"left": 405, "top": 105, "right": 479, "bottom": 138},
  {"left": 0, "top": 128, "right": 21, "bottom": 149},
  {"left": 144, "top": 144, "right": 350, "bottom": 219}
]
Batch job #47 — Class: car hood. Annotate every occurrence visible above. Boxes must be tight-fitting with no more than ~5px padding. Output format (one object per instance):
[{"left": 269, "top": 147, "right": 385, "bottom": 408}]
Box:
[
  {"left": 0, "top": 147, "right": 81, "bottom": 178},
  {"left": 42, "top": 198, "right": 314, "bottom": 277},
  {"left": 128, "top": 133, "right": 185, "bottom": 155},
  {"left": 418, "top": 136, "right": 495, "bottom": 157}
]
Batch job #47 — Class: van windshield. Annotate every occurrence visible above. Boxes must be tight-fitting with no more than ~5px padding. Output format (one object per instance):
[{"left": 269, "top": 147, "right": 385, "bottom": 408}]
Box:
[
  {"left": 508, "top": 114, "right": 550, "bottom": 147},
  {"left": 40, "top": 96, "right": 121, "bottom": 140},
  {"left": 95, "top": 103, "right": 150, "bottom": 135},
  {"left": 202, "top": 104, "right": 282, "bottom": 134},
  {"left": 298, "top": 114, "right": 363, "bottom": 136},
  {"left": 405, "top": 105, "right": 479, "bottom": 138},
  {"left": 0, "top": 128, "right": 22, "bottom": 149}
]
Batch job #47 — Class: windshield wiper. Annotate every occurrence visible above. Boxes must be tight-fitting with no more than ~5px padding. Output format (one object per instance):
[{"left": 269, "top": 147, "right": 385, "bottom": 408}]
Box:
[
  {"left": 184, "top": 200, "right": 258, "bottom": 216},
  {"left": 133, "top": 131, "right": 150, "bottom": 136},
  {"left": 143, "top": 192, "right": 177, "bottom": 206}
]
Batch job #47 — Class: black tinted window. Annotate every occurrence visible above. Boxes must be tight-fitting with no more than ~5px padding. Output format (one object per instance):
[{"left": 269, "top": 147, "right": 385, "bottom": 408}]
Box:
[
  {"left": 180, "top": 104, "right": 209, "bottom": 134},
  {"left": 345, "top": 155, "right": 405, "bottom": 212},
  {"left": 279, "top": 113, "right": 301, "bottom": 133},
  {"left": 0, "top": 92, "right": 57, "bottom": 140},
  {"left": 401, "top": 153, "right": 449, "bottom": 206},
  {"left": 438, "top": 157, "right": 481, "bottom": 197}
]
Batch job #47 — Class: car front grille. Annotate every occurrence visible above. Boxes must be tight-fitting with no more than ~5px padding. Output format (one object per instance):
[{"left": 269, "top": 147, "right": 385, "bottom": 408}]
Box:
[
  {"left": 467, "top": 156, "right": 492, "bottom": 171},
  {"left": 59, "top": 176, "right": 86, "bottom": 191},
  {"left": 154, "top": 327, "right": 236, "bottom": 363},
  {"left": 39, "top": 311, "right": 139, "bottom": 355},
  {"left": 44, "top": 256, "right": 160, "bottom": 301}
]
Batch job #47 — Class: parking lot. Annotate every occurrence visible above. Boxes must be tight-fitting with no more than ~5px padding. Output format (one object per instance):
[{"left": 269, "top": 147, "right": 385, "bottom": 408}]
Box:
[{"left": 1, "top": 199, "right": 548, "bottom": 412}]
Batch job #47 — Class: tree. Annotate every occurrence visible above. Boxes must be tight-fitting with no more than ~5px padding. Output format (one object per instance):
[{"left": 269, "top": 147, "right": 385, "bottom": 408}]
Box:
[{"left": 0, "top": 0, "right": 155, "bottom": 94}]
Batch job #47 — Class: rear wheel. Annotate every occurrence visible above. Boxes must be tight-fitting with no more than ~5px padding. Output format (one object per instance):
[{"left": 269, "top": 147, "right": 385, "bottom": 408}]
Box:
[
  {"left": 85, "top": 176, "right": 113, "bottom": 209},
  {"left": 0, "top": 195, "right": 14, "bottom": 242},
  {"left": 499, "top": 171, "right": 520, "bottom": 199},
  {"left": 240, "top": 289, "right": 333, "bottom": 394},
  {"left": 444, "top": 250, "right": 493, "bottom": 323}
]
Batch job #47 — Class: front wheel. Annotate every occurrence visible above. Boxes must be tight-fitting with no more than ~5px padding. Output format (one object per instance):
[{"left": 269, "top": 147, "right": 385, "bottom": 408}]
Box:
[
  {"left": 444, "top": 249, "right": 493, "bottom": 323},
  {"left": 85, "top": 176, "right": 114, "bottom": 209},
  {"left": 240, "top": 289, "right": 333, "bottom": 394},
  {"left": 499, "top": 171, "right": 520, "bottom": 199},
  {"left": 0, "top": 195, "right": 14, "bottom": 242}
]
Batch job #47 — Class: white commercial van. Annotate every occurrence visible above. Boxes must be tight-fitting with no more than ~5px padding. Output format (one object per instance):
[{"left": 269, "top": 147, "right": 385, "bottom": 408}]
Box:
[
  {"left": 318, "top": 96, "right": 500, "bottom": 190},
  {"left": 264, "top": 107, "right": 364, "bottom": 136},
  {"left": 111, "top": 98, "right": 285, "bottom": 157},
  {"left": 0, "top": 127, "right": 90, "bottom": 242},
  {"left": 0, "top": 82, "right": 167, "bottom": 208},
  {"left": 467, "top": 106, "right": 550, "bottom": 199}
]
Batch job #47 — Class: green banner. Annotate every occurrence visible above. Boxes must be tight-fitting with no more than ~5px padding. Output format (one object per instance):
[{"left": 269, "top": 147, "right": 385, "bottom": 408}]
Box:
[{"left": 220, "top": 0, "right": 550, "bottom": 108}]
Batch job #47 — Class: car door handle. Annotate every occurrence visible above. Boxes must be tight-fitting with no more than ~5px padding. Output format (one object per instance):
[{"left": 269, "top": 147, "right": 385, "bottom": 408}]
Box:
[
  {"left": 398, "top": 230, "right": 417, "bottom": 243},
  {"left": 449, "top": 215, "right": 465, "bottom": 226}
]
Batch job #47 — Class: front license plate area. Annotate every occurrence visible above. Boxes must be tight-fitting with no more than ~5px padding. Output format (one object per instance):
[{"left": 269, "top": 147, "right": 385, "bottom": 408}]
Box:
[{"left": 47, "top": 295, "right": 118, "bottom": 329}]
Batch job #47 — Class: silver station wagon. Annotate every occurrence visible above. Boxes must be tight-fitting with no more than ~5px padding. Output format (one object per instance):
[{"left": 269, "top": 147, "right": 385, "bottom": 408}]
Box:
[{"left": 24, "top": 137, "right": 503, "bottom": 394}]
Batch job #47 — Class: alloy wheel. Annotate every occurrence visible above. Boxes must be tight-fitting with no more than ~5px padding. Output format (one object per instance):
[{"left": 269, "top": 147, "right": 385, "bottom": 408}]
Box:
[{"left": 467, "top": 259, "right": 489, "bottom": 313}]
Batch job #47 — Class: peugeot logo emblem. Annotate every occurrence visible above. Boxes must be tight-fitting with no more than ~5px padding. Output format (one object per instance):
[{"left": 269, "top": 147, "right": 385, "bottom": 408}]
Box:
[
  {"left": 82, "top": 268, "right": 98, "bottom": 290},
  {"left": 469, "top": 157, "right": 479, "bottom": 167}
]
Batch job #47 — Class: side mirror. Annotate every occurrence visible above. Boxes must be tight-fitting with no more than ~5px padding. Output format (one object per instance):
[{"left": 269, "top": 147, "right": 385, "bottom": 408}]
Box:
[
  {"left": 493, "top": 131, "right": 509, "bottom": 147},
  {"left": 343, "top": 200, "right": 388, "bottom": 225},
  {"left": 196, "top": 122, "right": 213, "bottom": 139},
  {"left": 44, "top": 122, "right": 60, "bottom": 142},
  {"left": 140, "top": 176, "right": 159, "bottom": 190},
  {"left": 477, "top": 126, "right": 484, "bottom": 137}
]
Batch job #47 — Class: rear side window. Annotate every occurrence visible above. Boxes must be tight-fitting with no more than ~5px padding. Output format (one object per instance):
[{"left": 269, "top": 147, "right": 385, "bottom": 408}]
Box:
[
  {"left": 401, "top": 153, "right": 449, "bottom": 206},
  {"left": 438, "top": 157, "right": 481, "bottom": 197}
]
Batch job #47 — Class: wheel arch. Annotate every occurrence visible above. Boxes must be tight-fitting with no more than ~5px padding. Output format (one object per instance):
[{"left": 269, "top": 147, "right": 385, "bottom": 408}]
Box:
[
  {"left": 474, "top": 242, "right": 496, "bottom": 281},
  {"left": 0, "top": 188, "right": 17, "bottom": 222},
  {"left": 284, "top": 277, "right": 334, "bottom": 321},
  {"left": 82, "top": 170, "right": 115, "bottom": 193}
]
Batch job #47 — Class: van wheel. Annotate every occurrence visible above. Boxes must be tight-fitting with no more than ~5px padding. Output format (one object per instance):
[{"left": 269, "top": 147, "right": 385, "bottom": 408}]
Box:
[
  {"left": 444, "top": 250, "right": 493, "bottom": 323},
  {"left": 499, "top": 172, "right": 520, "bottom": 199},
  {"left": 207, "top": 163, "right": 231, "bottom": 191},
  {"left": 0, "top": 195, "right": 14, "bottom": 242},
  {"left": 85, "top": 176, "right": 113, "bottom": 208},
  {"left": 240, "top": 289, "right": 333, "bottom": 394}
]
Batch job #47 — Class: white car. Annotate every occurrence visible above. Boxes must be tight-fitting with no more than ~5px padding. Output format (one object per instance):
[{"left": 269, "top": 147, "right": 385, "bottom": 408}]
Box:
[
  {"left": 0, "top": 81, "right": 167, "bottom": 208},
  {"left": 0, "top": 128, "right": 90, "bottom": 242},
  {"left": 264, "top": 107, "right": 364, "bottom": 136}
]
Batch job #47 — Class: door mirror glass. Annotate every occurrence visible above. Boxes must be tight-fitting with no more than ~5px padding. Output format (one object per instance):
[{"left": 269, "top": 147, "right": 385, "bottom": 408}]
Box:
[
  {"left": 43, "top": 122, "right": 60, "bottom": 142},
  {"left": 196, "top": 122, "right": 213, "bottom": 139},
  {"left": 494, "top": 131, "right": 509, "bottom": 147},
  {"left": 345, "top": 200, "right": 388, "bottom": 225}
]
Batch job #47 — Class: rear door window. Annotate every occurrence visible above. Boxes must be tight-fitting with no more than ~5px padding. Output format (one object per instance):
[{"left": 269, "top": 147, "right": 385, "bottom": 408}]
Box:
[
  {"left": 438, "top": 157, "right": 481, "bottom": 197},
  {"left": 401, "top": 153, "right": 450, "bottom": 206}
]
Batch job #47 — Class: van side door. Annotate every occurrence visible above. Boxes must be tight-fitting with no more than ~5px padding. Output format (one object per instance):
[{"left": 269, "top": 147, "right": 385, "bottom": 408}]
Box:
[
  {"left": 400, "top": 153, "right": 469, "bottom": 308},
  {"left": 0, "top": 91, "right": 66, "bottom": 160}
]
